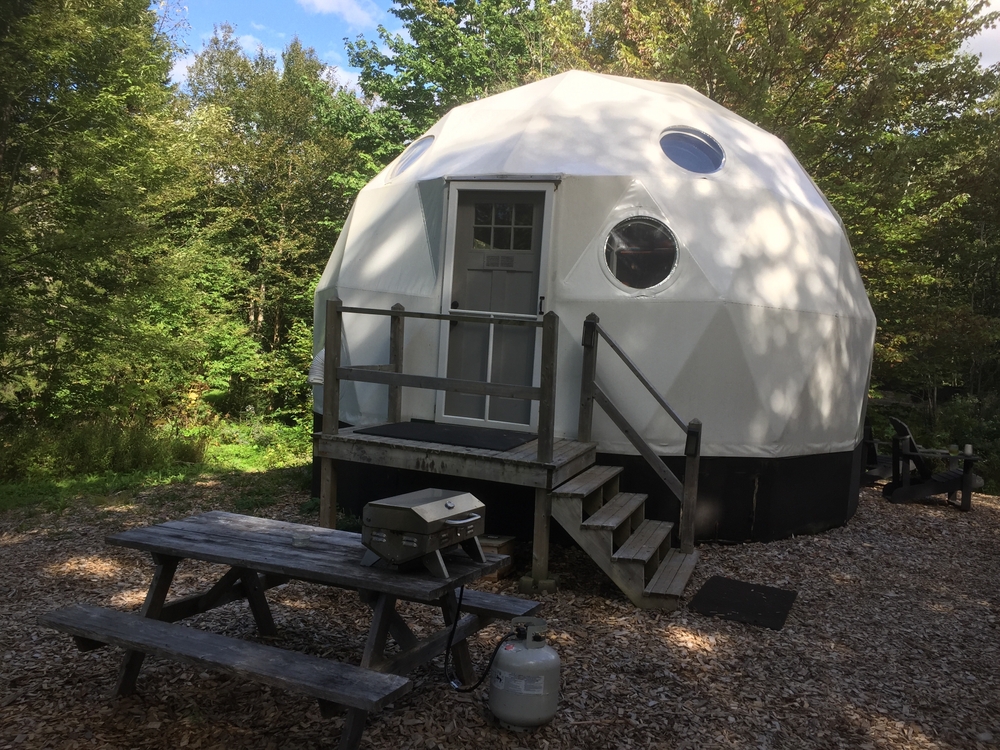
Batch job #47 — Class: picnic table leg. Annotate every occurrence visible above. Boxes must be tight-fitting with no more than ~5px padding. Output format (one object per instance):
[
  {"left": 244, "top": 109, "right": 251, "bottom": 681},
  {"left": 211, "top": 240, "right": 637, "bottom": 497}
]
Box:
[
  {"left": 361, "top": 593, "right": 395, "bottom": 669},
  {"left": 238, "top": 568, "right": 278, "bottom": 637},
  {"left": 339, "top": 593, "right": 397, "bottom": 750},
  {"left": 441, "top": 589, "right": 476, "bottom": 686},
  {"left": 114, "top": 554, "right": 180, "bottom": 697},
  {"left": 338, "top": 709, "right": 369, "bottom": 750}
]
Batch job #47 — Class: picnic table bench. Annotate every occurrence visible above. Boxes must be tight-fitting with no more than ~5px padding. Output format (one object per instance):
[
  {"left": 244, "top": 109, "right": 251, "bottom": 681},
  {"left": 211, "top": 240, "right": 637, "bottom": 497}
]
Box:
[{"left": 40, "top": 511, "right": 541, "bottom": 750}]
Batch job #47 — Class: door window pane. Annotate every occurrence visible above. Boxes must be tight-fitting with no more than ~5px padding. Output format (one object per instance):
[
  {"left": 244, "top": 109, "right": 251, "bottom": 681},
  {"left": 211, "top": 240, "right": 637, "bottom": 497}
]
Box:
[
  {"left": 514, "top": 204, "right": 534, "bottom": 226},
  {"left": 512, "top": 228, "right": 532, "bottom": 250},
  {"left": 473, "top": 226, "right": 492, "bottom": 248},
  {"left": 493, "top": 227, "right": 512, "bottom": 250}
]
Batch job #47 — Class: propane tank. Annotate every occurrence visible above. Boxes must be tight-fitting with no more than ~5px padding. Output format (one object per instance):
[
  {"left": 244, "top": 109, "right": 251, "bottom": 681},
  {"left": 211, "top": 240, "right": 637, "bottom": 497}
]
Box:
[{"left": 489, "top": 617, "right": 560, "bottom": 731}]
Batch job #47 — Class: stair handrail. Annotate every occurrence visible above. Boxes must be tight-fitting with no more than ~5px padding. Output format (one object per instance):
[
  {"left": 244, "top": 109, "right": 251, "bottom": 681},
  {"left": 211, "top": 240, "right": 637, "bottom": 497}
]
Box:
[{"left": 577, "top": 313, "right": 701, "bottom": 553}]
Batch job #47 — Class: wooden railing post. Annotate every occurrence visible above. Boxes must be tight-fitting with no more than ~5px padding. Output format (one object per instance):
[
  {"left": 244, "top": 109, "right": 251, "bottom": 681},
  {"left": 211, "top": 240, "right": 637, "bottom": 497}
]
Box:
[
  {"left": 577, "top": 313, "right": 599, "bottom": 442},
  {"left": 320, "top": 298, "right": 343, "bottom": 529},
  {"left": 537, "top": 311, "right": 558, "bottom": 464},
  {"left": 388, "top": 303, "right": 404, "bottom": 423},
  {"left": 681, "top": 419, "right": 701, "bottom": 554}
]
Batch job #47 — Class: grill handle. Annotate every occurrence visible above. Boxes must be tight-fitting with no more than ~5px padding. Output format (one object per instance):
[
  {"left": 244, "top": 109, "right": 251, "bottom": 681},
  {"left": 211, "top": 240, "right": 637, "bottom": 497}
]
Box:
[{"left": 444, "top": 513, "right": 481, "bottom": 526}]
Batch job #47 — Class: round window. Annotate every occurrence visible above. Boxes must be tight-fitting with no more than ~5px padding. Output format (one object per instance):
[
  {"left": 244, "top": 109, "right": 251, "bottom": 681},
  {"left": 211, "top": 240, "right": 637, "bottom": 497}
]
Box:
[
  {"left": 604, "top": 218, "right": 678, "bottom": 289},
  {"left": 391, "top": 136, "right": 434, "bottom": 178},
  {"left": 659, "top": 128, "right": 724, "bottom": 173}
]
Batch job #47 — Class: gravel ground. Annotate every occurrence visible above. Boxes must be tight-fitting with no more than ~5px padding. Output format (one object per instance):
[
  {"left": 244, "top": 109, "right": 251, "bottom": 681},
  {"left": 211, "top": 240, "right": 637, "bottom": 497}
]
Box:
[{"left": 1, "top": 478, "right": 998, "bottom": 749}]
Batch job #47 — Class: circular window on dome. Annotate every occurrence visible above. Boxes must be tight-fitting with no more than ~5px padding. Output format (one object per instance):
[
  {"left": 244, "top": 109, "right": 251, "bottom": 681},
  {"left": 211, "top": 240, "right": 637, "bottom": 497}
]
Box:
[
  {"left": 659, "top": 128, "right": 724, "bottom": 173},
  {"left": 604, "top": 218, "right": 678, "bottom": 289},
  {"left": 391, "top": 136, "right": 434, "bottom": 178}
]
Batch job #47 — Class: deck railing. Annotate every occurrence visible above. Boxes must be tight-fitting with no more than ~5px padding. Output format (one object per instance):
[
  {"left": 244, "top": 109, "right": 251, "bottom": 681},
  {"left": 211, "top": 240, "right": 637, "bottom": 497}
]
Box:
[
  {"left": 320, "top": 299, "right": 560, "bottom": 462},
  {"left": 577, "top": 313, "right": 701, "bottom": 553}
]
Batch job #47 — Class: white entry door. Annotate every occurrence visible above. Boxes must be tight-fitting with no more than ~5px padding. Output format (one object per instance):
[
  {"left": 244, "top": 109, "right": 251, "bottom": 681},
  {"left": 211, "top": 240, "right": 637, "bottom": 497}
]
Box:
[{"left": 440, "top": 189, "right": 546, "bottom": 427}]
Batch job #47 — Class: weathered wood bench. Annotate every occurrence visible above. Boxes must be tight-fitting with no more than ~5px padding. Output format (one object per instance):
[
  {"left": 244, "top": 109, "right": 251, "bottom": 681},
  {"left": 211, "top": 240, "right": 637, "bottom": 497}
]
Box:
[
  {"left": 40, "top": 604, "right": 412, "bottom": 722},
  {"left": 457, "top": 588, "right": 542, "bottom": 620}
]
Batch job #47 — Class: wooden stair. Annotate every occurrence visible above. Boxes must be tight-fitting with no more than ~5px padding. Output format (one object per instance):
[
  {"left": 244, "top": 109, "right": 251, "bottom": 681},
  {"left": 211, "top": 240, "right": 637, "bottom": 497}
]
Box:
[{"left": 550, "top": 465, "right": 699, "bottom": 610}]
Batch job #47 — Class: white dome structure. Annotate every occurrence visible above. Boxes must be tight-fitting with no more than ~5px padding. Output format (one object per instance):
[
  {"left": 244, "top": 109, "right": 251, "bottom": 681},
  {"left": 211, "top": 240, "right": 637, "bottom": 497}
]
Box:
[{"left": 314, "top": 70, "right": 877, "bottom": 541}]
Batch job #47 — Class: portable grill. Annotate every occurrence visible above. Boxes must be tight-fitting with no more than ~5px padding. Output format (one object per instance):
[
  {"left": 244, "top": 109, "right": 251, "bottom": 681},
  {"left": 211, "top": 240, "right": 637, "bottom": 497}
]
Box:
[{"left": 360, "top": 488, "right": 487, "bottom": 578}]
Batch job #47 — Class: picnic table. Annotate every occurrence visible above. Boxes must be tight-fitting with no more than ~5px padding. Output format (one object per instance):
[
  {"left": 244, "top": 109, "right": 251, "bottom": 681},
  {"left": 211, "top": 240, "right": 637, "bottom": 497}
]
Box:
[{"left": 41, "top": 511, "right": 541, "bottom": 749}]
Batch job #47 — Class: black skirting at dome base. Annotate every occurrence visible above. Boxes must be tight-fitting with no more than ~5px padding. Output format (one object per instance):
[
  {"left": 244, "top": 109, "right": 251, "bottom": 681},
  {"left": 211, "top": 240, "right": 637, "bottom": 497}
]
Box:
[
  {"left": 600, "top": 443, "right": 863, "bottom": 542},
  {"left": 311, "top": 416, "right": 863, "bottom": 543}
]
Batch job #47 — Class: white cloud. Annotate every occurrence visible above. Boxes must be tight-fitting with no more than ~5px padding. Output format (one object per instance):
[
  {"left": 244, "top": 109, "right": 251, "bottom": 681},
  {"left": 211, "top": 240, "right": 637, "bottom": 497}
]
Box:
[
  {"left": 250, "top": 21, "right": 266, "bottom": 31},
  {"left": 239, "top": 33, "right": 263, "bottom": 53},
  {"left": 170, "top": 52, "right": 197, "bottom": 85},
  {"left": 296, "top": 0, "right": 379, "bottom": 27},
  {"left": 967, "top": 0, "right": 1000, "bottom": 67},
  {"left": 335, "top": 69, "right": 361, "bottom": 93}
]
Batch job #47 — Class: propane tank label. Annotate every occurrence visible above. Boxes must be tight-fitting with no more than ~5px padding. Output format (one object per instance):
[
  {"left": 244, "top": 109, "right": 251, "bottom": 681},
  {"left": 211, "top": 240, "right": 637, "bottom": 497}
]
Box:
[{"left": 492, "top": 668, "right": 544, "bottom": 695}]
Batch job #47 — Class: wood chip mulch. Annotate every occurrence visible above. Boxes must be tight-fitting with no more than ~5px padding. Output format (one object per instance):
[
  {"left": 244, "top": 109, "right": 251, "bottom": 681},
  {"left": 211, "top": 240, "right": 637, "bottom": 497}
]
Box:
[{"left": 2, "top": 479, "right": 998, "bottom": 749}]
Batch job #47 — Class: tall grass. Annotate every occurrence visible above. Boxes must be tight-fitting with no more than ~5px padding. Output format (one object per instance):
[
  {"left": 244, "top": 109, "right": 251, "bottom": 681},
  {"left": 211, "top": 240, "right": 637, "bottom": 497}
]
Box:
[{"left": 0, "top": 414, "right": 312, "bottom": 512}]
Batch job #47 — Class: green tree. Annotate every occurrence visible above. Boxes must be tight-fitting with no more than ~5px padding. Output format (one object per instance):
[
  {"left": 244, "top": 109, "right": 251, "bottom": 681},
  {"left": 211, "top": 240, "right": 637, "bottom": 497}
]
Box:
[
  {"left": 182, "top": 27, "right": 357, "bottom": 416},
  {"left": 0, "top": 0, "right": 186, "bottom": 426},
  {"left": 346, "top": 0, "right": 590, "bottom": 142}
]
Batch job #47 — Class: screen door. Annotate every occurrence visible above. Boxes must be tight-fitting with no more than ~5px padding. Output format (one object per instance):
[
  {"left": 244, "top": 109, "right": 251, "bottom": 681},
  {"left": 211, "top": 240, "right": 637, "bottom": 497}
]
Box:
[{"left": 444, "top": 190, "right": 545, "bottom": 425}]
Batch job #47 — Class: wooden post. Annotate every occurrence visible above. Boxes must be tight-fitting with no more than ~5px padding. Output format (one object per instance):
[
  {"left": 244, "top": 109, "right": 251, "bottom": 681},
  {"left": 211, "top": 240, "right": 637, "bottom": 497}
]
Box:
[
  {"left": 537, "top": 311, "right": 558, "bottom": 464},
  {"left": 518, "top": 487, "right": 557, "bottom": 594},
  {"left": 891, "top": 435, "right": 902, "bottom": 486},
  {"left": 577, "top": 313, "right": 599, "bottom": 442},
  {"left": 961, "top": 455, "right": 975, "bottom": 511},
  {"left": 321, "top": 298, "right": 343, "bottom": 529},
  {"left": 388, "top": 303, "right": 404, "bottom": 423},
  {"left": 681, "top": 419, "right": 701, "bottom": 554}
]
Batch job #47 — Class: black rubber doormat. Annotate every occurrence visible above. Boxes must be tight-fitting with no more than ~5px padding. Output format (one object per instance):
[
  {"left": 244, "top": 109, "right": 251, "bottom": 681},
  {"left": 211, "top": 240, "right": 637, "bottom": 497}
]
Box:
[
  {"left": 687, "top": 575, "right": 797, "bottom": 630},
  {"left": 355, "top": 421, "right": 536, "bottom": 452}
]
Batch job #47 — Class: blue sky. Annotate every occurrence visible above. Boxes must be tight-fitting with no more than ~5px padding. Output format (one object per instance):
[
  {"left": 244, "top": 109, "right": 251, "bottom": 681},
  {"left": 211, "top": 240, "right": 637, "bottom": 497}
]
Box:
[
  {"left": 169, "top": 0, "right": 403, "bottom": 89},
  {"left": 169, "top": 0, "right": 1000, "bottom": 89}
]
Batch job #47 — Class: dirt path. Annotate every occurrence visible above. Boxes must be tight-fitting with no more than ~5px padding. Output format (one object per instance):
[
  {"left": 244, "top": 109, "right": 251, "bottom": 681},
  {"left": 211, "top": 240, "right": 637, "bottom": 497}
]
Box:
[{"left": 2, "top": 477, "right": 998, "bottom": 749}]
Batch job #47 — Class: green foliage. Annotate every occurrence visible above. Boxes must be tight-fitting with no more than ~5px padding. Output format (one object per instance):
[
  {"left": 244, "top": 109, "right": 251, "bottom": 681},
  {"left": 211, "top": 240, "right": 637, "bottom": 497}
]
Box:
[
  {"left": 0, "top": 415, "right": 311, "bottom": 511},
  {"left": 0, "top": 0, "right": 185, "bottom": 426},
  {"left": 178, "top": 27, "right": 357, "bottom": 417},
  {"left": 346, "top": 0, "right": 590, "bottom": 138},
  {"left": 0, "top": 419, "right": 205, "bottom": 483}
]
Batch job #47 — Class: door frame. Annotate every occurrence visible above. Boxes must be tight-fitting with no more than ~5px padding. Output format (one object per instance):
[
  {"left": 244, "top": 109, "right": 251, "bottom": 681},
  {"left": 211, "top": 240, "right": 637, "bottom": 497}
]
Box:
[{"left": 435, "top": 179, "right": 557, "bottom": 430}]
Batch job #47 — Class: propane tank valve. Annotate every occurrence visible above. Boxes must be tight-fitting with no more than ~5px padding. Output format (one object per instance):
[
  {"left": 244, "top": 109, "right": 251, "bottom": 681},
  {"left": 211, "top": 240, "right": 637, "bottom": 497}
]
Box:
[{"left": 489, "top": 617, "right": 560, "bottom": 731}]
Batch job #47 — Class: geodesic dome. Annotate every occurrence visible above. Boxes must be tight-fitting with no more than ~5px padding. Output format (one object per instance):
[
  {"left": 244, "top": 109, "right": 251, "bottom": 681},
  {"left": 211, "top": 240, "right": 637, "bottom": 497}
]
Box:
[{"left": 314, "top": 70, "right": 876, "bottom": 463}]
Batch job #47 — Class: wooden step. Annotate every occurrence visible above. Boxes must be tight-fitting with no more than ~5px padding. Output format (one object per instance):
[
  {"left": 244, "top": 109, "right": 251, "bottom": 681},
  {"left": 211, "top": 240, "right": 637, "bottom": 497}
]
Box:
[
  {"left": 644, "top": 549, "right": 700, "bottom": 599},
  {"left": 40, "top": 604, "right": 411, "bottom": 712},
  {"left": 581, "top": 493, "right": 646, "bottom": 530},
  {"left": 552, "top": 465, "right": 624, "bottom": 499},
  {"left": 611, "top": 519, "right": 673, "bottom": 563}
]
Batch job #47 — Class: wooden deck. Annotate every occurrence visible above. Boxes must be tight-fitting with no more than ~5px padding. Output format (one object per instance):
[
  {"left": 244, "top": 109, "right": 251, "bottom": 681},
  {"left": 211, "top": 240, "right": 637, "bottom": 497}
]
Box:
[{"left": 314, "top": 424, "right": 596, "bottom": 490}]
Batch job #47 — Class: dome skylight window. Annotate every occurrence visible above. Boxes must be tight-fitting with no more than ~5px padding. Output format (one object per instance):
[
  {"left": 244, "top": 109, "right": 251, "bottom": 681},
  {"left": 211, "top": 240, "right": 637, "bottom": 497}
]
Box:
[
  {"left": 604, "top": 218, "right": 678, "bottom": 289},
  {"left": 391, "top": 136, "right": 434, "bottom": 178},
  {"left": 659, "top": 128, "right": 724, "bottom": 174}
]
